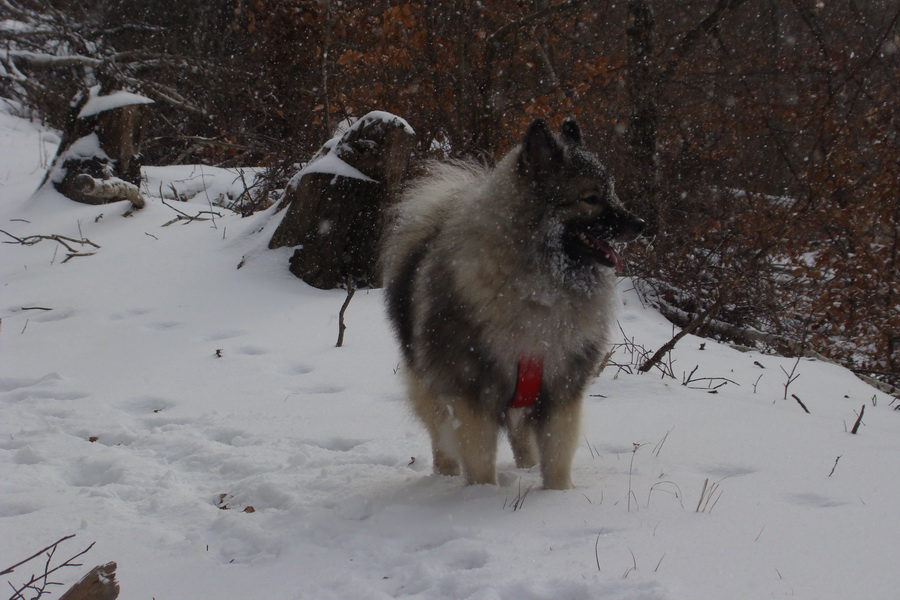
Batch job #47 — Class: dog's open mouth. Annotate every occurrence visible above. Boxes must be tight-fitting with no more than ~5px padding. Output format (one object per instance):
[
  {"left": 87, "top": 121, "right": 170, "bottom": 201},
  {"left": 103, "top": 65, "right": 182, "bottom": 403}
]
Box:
[{"left": 569, "top": 229, "right": 624, "bottom": 271}]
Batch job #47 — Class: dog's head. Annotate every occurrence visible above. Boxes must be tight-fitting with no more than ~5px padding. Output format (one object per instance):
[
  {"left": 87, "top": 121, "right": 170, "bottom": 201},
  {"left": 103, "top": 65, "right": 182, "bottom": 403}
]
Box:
[{"left": 518, "top": 119, "right": 644, "bottom": 272}]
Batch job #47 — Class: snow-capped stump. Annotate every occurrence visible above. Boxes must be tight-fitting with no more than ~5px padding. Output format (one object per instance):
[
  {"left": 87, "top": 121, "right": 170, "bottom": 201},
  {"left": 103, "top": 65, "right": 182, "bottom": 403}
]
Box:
[
  {"left": 268, "top": 111, "right": 415, "bottom": 290},
  {"left": 40, "top": 85, "right": 152, "bottom": 208}
]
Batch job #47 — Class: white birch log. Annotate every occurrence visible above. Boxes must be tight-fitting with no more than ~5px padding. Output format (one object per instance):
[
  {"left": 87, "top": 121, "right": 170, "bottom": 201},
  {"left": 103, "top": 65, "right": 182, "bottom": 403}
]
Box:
[{"left": 73, "top": 174, "right": 145, "bottom": 208}]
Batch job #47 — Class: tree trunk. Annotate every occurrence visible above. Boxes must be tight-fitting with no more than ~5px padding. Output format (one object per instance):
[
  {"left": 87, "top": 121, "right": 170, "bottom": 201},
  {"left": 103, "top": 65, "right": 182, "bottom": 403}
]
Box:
[
  {"left": 42, "top": 86, "right": 151, "bottom": 207},
  {"left": 269, "top": 112, "right": 416, "bottom": 290},
  {"left": 625, "top": 0, "right": 662, "bottom": 237}
]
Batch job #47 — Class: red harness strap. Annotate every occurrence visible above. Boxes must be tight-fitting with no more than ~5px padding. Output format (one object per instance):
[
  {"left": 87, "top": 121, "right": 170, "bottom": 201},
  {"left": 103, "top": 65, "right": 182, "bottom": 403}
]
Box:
[{"left": 510, "top": 355, "right": 543, "bottom": 408}]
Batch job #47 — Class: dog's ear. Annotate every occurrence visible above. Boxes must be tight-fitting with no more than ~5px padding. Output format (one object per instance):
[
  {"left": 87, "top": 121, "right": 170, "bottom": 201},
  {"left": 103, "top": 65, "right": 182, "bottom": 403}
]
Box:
[
  {"left": 521, "top": 119, "right": 564, "bottom": 177},
  {"left": 560, "top": 119, "right": 582, "bottom": 147}
]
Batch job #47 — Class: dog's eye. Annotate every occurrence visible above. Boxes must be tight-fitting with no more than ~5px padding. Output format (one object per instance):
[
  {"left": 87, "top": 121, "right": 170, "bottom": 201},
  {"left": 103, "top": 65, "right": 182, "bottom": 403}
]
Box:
[{"left": 581, "top": 192, "right": 602, "bottom": 205}]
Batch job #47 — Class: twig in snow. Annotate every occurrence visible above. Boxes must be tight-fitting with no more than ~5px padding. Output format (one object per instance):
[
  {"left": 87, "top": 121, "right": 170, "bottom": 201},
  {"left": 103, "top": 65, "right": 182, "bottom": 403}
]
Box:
[
  {"left": 335, "top": 278, "right": 356, "bottom": 348},
  {"left": 695, "top": 478, "right": 724, "bottom": 513},
  {"left": 608, "top": 322, "right": 675, "bottom": 379},
  {"left": 828, "top": 455, "right": 841, "bottom": 477},
  {"left": 850, "top": 404, "right": 865, "bottom": 434},
  {"left": 584, "top": 436, "right": 597, "bottom": 459},
  {"left": 647, "top": 481, "right": 684, "bottom": 509},
  {"left": 61, "top": 252, "right": 95, "bottom": 263},
  {"left": 638, "top": 289, "right": 730, "bottom": 374},
  {"left": 1, "top": 534, "right": 76, "bottom": 576},
  {"left": 780, "top": 356, "right": 802, "bottom": 401},
  {"left": 791, "top": 394, "right": 811, "bottom": 414},
  {"left": 654, "top": 553, "right": 666, "bottom": 573},
  {"left": 652, "top": 428, "right": 672, "bottom": 457},
  {"left": 681, "top": 366, "right": 739, "bottom": 392},
  {"left": 623, "top": 549, "right": 638, "bottom": 578},
  {"left": 752, "top": 373, "right": 763, "bottom": 394},
  {"left": 160, "top": 193, "right": 222, "bottom": 227},
  {"left": 1, "top": 229, "right": 100, "bottom": 262},
  {"left": 504, "top": 479, "right": 534, "bottom": 511},
  {"left": 2, "top": 534, "right": 97, "bottom": 600},
  {"left": 627, "top": 442, "right": 645, "bottom": 512}
]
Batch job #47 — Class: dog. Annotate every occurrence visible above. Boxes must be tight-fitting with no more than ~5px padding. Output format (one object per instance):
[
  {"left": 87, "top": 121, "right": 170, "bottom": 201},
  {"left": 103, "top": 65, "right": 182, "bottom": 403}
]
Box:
[{"left": 381, "top": 119, "right": 644, "bottom": 489}]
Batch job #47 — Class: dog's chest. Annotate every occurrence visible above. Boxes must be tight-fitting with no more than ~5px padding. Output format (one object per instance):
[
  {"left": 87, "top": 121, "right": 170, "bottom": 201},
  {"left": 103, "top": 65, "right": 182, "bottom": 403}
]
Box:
[
  {"left": 446, "top": 232, "right": 616, "bottom": 373},
  {"left": 478, "top": 286, "right": 608, "bottom": 372}
]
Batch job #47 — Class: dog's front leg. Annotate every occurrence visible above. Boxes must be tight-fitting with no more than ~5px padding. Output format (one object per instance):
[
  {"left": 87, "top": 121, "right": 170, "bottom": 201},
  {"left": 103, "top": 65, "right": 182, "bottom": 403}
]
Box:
[
  {"left": 406, "top": 372, "right": 461, "bottom": 476},
  {"left": 446, "top": 399, "right": 500, "bottom": 485},
  {"left": 506, "top": 408, "right": 538, "bottom": 468},
  {"left": 536, "top": 398, "right": 583, "bottom": 490}
]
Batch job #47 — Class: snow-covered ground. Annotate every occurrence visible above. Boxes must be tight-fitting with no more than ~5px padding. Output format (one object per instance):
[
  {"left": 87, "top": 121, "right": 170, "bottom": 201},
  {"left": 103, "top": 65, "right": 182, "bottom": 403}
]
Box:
[{"left": 2, "top": 105, "right": 898, "bottom": 599}]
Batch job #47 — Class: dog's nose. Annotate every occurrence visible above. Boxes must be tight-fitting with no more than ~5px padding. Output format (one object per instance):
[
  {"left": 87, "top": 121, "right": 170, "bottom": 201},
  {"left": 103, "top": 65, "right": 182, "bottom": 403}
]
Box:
[
  {"left": 631, "top": 217, "right": 645, "bottom": 236},
  {"left": 620, "top": 216, "right": 645, "bottom": 241}
]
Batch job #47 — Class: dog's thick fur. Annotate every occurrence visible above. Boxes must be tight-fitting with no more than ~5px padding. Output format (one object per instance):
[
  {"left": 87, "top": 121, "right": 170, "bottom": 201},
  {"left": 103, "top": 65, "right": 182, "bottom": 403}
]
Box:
[{"left": 381, "top": 119, "right": 643, "bottom": 489}]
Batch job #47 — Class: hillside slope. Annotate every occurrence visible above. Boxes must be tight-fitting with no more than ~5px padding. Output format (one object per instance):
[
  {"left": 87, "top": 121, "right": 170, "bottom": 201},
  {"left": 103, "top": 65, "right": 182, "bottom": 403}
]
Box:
[{"left": 1, "top": 107, "right": 898, "bottom": 600}]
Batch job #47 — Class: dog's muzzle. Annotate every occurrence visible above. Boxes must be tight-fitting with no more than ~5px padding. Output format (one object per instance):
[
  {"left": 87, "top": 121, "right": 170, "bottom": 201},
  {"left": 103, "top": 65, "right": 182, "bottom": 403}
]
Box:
[{"left": 566, "top": 212, "right": 644, "bottom": 271}]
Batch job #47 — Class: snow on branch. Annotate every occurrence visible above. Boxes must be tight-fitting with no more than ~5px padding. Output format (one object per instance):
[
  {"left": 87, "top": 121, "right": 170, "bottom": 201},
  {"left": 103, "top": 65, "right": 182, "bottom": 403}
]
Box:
[
  {"left": 78, "top": 86, "right": 154, "bottom": 119},
  {"left": 3, "top": 49, "right": 103, "bottom": 69}
]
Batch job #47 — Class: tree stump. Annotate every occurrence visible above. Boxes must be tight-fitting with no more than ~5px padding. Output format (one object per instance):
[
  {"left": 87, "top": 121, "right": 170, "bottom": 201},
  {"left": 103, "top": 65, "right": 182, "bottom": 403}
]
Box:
[
  {"left": 59, "top": 562, "right": 119, "bottom": 600},
  {"left": 41, "top": 85, "right": 152, "bottom": 207},
  {"left": 269, "top": 111, "right": 416, "bottom": 290}
]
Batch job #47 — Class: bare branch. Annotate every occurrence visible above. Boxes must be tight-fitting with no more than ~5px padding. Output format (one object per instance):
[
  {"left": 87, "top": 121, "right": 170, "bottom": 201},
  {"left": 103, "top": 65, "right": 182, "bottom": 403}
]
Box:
[
  {"left": 662, "top": 0, "right": 750, "bottom": 78},
  {"left": 0, "top": 229, "right": 101, "bottom": 259},
  {"left": 3, "top": 534, "right": 103, "bottom": 600},
  {"left": 0, "top": 534, "right": 76, "bottom": 577},
  {"left": 850, "top": 405, "right": 865, "bottom": 435},
  {"left": 335, "top": 278, "right": 356, "bottom": 348},
  {"left": 159, "top": 197, "right": 222, "bottom": 226},
  {"left": 639, "top": 286, "right": 732, "bottom": 373},
  {"left": 3, "top": 49, "right": 102, "bottom": 68},
  {"left": 791, "top": 394, "right": 811, "bottom": 414}
]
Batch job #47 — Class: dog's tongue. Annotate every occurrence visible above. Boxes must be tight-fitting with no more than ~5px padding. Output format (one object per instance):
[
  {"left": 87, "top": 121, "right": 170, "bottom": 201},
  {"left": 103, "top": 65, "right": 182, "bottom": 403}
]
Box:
[{"left": 594, "top": 239, "right": 625, "bottom": 272}]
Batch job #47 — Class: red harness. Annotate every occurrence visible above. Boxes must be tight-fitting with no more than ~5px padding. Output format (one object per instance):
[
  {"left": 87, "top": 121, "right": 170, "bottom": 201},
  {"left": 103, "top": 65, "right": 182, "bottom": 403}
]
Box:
[{"left": 510, "top": 355, "right": 544, "bottom": 408}]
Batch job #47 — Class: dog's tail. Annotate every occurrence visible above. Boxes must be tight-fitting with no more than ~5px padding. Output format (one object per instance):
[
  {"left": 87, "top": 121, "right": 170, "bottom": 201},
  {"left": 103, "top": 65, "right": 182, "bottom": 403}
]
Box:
[{"left": 380, "top": 160, "right": 485, "bottom": 280}]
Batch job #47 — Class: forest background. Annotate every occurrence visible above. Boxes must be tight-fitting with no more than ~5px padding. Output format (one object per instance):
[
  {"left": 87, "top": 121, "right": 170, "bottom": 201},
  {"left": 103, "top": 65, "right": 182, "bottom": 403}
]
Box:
[{"left": 2, "top": 0, "right": 898, "bottom": 389}]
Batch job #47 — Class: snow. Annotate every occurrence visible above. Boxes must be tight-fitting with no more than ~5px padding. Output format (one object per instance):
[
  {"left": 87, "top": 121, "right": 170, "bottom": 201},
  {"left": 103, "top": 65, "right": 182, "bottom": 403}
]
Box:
[
  {"left": 289, "top": 111, "right": 415, "bottom": 188},
  {"left": 143, "top": 164, "right": 261, "bottom": 212},
  {"left": 61, "top": 133, "right": 108, "bottom": 161},
  {"left": 2, "top": 106, "right": 899, "bottom": 599},
  {"left": 297, "top": 148, "right": 376, "bottom": 184},
  {"left": 355, "top": 110, "right": 416, "bottom": 136},
  {"left": 77, "top": 86, "right": 154, "bottom": 119}
]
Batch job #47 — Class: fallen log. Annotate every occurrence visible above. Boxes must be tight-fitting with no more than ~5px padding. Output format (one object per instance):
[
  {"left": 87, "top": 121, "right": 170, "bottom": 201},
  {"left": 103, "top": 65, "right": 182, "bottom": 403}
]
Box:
[{"left": 73, "top": 174, "right": 145, "bottom": 208}]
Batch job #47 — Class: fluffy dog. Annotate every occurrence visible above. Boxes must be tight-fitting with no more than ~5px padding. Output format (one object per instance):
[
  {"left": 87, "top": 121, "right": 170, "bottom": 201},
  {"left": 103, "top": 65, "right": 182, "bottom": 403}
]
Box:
[{"left": 381, "top": 119, "right": 644, "bottom": 489}]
